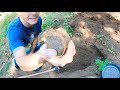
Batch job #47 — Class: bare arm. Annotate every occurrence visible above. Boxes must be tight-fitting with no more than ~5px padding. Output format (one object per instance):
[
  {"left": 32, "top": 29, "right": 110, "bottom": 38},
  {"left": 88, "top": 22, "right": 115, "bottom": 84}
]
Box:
[
  {"left": 13, "top": 46, "right": 45, "bottom": 71},
  {"left": 29, "top": 36, "right": 38, "bottom": 55}
]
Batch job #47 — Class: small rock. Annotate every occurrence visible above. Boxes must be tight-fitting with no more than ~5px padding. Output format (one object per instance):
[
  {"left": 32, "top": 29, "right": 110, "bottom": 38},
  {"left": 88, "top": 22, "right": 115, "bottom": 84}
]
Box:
[{"left": 79, "top": 21, "right": 86, "bottom": 29}]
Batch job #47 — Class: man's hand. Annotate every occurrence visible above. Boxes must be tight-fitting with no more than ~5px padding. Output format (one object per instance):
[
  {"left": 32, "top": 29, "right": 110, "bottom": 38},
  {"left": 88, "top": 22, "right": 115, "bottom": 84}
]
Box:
[
  {"left": 46, "top": 40, "right": 76, "bottom": 67},
  {"left": 36, "top": 43, "right": 57, "bottom": 60}
]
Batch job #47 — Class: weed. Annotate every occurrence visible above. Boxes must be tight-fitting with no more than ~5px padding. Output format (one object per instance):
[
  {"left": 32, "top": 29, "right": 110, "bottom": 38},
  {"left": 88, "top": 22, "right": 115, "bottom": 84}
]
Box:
[
  {"left": 66, "top": 12, "right": 74, "bottom": 17},
  {"left": 0, "top": 12, "right": 17, "bottom": 47},
  {"left": 42, "top": 12, "right": 74, "bottom": 37},
  {"left": 0, "top": 12, "right": 17, "bottom": 77},
  {"left": 95, "top": 58, "right": 111, "bottom": 71},
  {"left": 95, "top": 34, "right": 115, "bottom": 54},
  {"left": 0, "top": 12, "right": 17, "bottom": 36},
  {"left": 0, "top": 62, "right": 11, "bottom": 77},
  {"left": 96, "top": 34, "right": 104, "bottom": 41},
  {"left": 63, "top": 25, "right": 73, "bottom": 37}
]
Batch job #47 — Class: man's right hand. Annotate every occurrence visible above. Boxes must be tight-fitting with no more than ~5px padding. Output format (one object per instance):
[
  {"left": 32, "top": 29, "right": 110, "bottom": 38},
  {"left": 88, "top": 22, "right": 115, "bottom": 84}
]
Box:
[{"left": 13, "top": 46, "right": 44, "bottom": 71}]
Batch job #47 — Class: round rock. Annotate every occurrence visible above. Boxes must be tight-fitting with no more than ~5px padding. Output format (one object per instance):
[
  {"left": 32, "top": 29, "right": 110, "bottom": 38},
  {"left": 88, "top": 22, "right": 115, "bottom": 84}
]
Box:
[{"left": 39, "top": 28, "right": 70, "bottom": 56}]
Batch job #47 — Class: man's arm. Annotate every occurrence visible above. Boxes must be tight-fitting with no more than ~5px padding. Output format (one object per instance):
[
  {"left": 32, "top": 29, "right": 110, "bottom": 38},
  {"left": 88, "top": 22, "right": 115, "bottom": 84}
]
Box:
[
  {"left": 28, "top": 36, "right": 38, "bottom": 55},
  {"left": 13, "top": 46, "right": 45, "bottom": 71}
]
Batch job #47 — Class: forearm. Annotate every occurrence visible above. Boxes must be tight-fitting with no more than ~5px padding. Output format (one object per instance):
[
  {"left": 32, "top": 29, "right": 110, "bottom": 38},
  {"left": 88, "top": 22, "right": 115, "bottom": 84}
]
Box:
[
  {"left": 16, "top": 52, "right": 45, "bottom": 71},
  {"left": 29, "top": 44, "right": 36, "bottom": 54},
  {"left": 29, "top": 36, "right": 38, "bottom": 54}
]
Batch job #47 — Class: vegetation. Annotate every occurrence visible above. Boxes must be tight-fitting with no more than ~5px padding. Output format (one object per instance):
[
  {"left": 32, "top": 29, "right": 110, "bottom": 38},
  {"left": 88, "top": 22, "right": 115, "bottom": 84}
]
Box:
[
  {"left": 95, "top": 59, "right": 111, "bottom": 71},
  {"left": 0, "top": 12, "right": 17, "bottom": 77},
  {"left": 0, "top": 12, "right": 17, "bottom": 46},
  {"left": 42, "top": 12, "right": 74, "bottom": 37},
  {"left": 0, "top": 12, "right": 74, "bottom": 77},
  {"left": 95, "top": 34, "right": 115, "bottom": 54}
]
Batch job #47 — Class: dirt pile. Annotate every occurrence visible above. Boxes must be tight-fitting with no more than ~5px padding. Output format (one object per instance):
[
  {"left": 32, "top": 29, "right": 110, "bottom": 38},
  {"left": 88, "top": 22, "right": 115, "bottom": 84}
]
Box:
[
  {"left": 3, "top": 12, "right": 120, "bottom": 78},
  {"left": 56, "top": 12, "right": 120, "bottom": 78}
]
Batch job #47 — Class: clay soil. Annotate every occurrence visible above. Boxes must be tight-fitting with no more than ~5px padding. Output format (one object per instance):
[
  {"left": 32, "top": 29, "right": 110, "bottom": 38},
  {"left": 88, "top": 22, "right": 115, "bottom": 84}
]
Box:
[{"left": 2, "top": 12, "right": 120, "bottom": 78}]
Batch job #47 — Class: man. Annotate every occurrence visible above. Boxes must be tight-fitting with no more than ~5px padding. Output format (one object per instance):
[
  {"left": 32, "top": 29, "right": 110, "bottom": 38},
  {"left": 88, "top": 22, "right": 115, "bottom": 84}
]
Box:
[{"left": 7, "top": 12, "right": 76, "bottom": 72}]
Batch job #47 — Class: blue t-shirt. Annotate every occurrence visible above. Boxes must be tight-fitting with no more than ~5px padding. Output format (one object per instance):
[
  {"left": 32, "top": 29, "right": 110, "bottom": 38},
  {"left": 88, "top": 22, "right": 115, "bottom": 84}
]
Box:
[{"left": 7, "top": 16, "right": 42, "bottom": 53}]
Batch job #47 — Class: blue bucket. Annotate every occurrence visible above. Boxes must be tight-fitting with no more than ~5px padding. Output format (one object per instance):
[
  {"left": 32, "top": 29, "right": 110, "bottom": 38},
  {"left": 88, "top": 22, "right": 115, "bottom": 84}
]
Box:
[{"left": 101, "top": 64, "right": 120, "bottom": 78}]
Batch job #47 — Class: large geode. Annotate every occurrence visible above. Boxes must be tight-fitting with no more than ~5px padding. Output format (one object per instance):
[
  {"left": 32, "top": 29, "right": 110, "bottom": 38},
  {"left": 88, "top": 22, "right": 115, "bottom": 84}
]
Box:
[{"left": 39, "top": 28, "right": 70, "bottom": 56}]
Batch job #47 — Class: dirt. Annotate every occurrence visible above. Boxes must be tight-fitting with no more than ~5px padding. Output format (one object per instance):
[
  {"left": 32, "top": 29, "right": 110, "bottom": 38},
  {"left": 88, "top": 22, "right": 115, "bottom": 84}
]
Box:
[
  {"left": 1, "top": 12, "right": 120, "bottom": 78},
  {"left": 53, "top": 12, "right": 120, "bottom": 78}
]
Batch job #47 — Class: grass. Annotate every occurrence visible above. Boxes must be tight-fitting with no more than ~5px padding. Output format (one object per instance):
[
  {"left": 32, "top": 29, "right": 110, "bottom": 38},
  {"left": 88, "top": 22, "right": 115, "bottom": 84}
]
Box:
[
  {"left": 95, "top": 34, "right": 115, "bottom": 54},
  {"left": 0, "top": 12, "right": 74, "bottom": 77},
  {"left": 42, "top": 12, "right": 74, "bottom": 37},
  {"left": 0, "top": 12, "right": 17, "bottom": 46},
  {"left": 0, "top": 62, "right": 11, "bottom": 77},
  {"left": 0, "top": 12, "right": 17, "bottom": 77}
]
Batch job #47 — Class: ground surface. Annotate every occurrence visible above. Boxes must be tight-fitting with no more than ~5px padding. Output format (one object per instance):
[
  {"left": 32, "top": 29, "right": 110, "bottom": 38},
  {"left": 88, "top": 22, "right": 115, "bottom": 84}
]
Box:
[
  {"left": 1, "top": 12, "right": 120, "bottom": 78},
  {"left": 51, "top": 12, "right": 120, "bottom": 78}
]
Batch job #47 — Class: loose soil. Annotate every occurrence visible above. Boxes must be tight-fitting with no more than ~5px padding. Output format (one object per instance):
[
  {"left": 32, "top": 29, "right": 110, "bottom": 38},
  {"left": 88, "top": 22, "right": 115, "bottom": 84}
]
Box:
[{"left": 1, "top": 12, "right": 120, "bottom": 78}]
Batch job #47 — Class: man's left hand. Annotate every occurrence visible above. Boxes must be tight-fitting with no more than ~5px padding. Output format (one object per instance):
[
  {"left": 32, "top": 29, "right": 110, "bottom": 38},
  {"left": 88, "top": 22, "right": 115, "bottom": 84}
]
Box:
[{"left": 46, "top": 40, "right": 76, "bottom": 67}]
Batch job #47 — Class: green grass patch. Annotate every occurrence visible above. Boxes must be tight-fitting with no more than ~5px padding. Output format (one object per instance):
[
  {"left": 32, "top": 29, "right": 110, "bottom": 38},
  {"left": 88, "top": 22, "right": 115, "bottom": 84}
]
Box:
[
  {"left": 0, "top": 62, "right": 11, "bottom": 77},
  {"left": 0, "top": 12, "right": 17, "bottom": 45},
  {"left": 42, "top": 12, "right": 74, "bottom": 37},
  {"left": 0, "top": 12, "right": 17, "bottom": 77},
  {"left": 63, "top": 25, "right": 73, "bottom": 37},
  {"left": 95, "top": 34, "right": 115, "bottom": 54}
]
